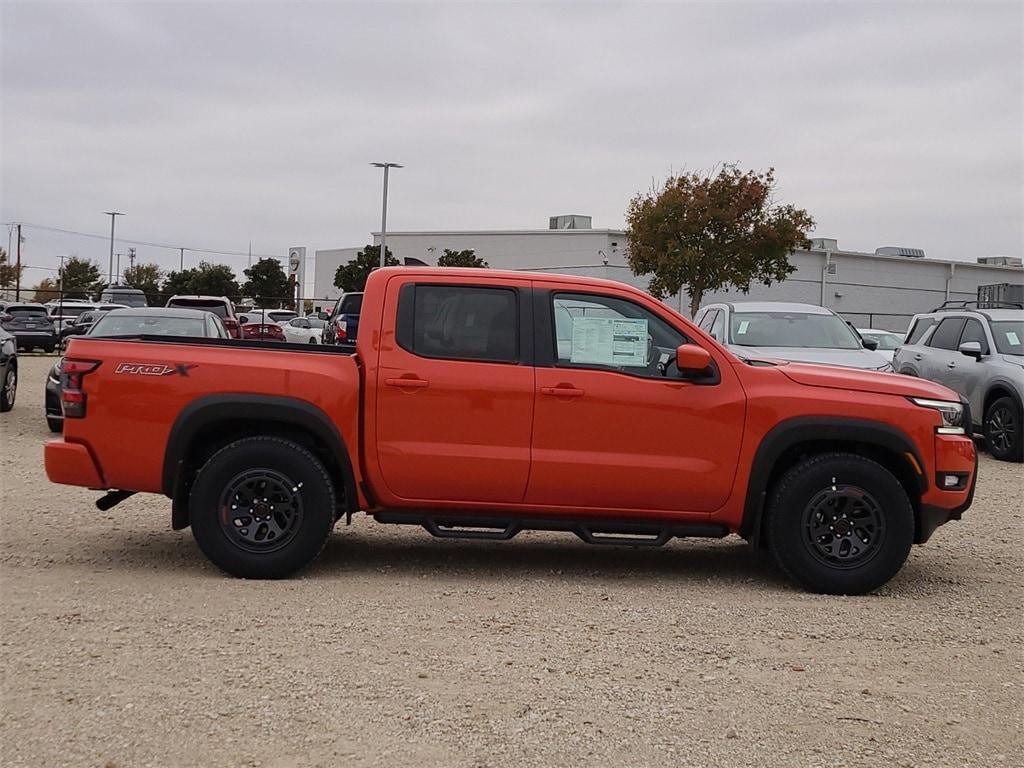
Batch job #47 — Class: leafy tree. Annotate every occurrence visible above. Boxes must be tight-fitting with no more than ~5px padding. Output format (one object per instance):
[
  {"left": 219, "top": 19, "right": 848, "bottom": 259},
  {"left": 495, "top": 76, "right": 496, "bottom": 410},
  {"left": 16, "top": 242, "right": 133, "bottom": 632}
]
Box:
[
  {"left": 31, "top": 278, "right": 60, "bottom": 303},
  {"left": 60, "top": 256, "right": 104, "bottom": 300},
  {"left": 122, "top": 263, "right": 163, "bottom": 306},
  {"left": 0, "top": 247, "right": 22, "bottom": 291},
  {"left": 189, "top": 262, "right": 239, "bottom": 298},
  {"left": 334, "top": 245, "right": 398, "bottom": 292},
  {"left": 626, "top": 165, "right": 814, "bottom": 315},
  {"left": 437, "top": 248, "right": 488, "bottom": 268},
  {"left": 161, "top": 268, "right": 198, "bottom": 300},
  {"left": 242, "top": 258, "right": 291, "bottom": 308}
]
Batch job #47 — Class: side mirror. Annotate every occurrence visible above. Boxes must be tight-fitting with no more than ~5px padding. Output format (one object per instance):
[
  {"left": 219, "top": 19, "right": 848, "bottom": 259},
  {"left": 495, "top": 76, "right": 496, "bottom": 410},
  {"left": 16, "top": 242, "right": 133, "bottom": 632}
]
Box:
[
  {"left": 862, "top": 338, "right": 879, "bottom": 351},
  {"left": 959, "top": 341, "right": 983, "bottom": 359},
  {"left": 676, "top": 343, "right": 712, "bottom": 373}
]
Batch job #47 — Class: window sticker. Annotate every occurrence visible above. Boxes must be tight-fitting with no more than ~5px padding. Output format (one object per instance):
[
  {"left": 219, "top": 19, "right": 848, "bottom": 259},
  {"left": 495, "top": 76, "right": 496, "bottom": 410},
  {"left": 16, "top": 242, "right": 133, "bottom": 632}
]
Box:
[
  {"left": 1007, "top": 331, "right": 1021, "bottom": 346},
  {"left": 737, "top": 320, "right": 750, "bottom": 334},
  {"left": 570, "top": 317, "right": 648, "bottom": 367}
]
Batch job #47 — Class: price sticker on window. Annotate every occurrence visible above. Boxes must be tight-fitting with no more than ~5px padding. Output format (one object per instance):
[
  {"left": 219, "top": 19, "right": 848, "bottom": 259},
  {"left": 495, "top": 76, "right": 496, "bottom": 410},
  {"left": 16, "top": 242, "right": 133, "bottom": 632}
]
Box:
[{"left": 570, "top": 318, "right": 648, "bottom": 367}]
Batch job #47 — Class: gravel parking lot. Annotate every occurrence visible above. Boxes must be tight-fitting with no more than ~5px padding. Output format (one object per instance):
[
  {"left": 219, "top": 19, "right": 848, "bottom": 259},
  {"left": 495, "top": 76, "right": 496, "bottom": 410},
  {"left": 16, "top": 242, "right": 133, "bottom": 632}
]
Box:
[{"left": 1, "top": 354, "right": 1021, "bottom": 768}]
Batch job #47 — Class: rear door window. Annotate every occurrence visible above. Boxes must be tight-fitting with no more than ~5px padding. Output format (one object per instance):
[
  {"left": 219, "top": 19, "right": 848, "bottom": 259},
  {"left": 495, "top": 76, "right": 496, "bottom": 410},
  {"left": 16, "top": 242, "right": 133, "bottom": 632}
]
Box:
[
  {"left": 398, "top": 285, "right": 519, "bottom": 363},
  {"left": 926, "top": 317, "right": 967, "bottom": 350}
]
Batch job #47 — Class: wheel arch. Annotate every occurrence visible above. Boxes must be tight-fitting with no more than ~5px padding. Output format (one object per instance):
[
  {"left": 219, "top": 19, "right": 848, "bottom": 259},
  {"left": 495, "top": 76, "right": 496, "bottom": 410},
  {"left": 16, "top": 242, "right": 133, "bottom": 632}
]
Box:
[
  {"left": 982, "top": 382, "right": 1022, "bottom": 424},
  {"left": 740, "top": 418, "right": 929, "bottom": 547},
  {"left": 163, "top": 394, "right": 358, "bottom": 530}
]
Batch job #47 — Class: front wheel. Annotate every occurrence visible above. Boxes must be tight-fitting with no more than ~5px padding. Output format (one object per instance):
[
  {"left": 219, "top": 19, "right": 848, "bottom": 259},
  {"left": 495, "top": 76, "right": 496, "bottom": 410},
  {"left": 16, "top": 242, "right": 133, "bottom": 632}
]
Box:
[
  {"left": 766, "top": 453, "right": 914, "bottom": 595},
  {"left": 984, "top": 396, "right": 1022, "bottom": 462},
  {"left": 189, "top": 436, "right": 336, "bottom": 578},
  {"left": 0, "top": 366, "right": 15, "bottom": 411},
  {"left": 308, "top": 337, "right": 318, "bottom": 344},
  {"left": 47, "top": 415, "right": 63, "bottom": 433}
]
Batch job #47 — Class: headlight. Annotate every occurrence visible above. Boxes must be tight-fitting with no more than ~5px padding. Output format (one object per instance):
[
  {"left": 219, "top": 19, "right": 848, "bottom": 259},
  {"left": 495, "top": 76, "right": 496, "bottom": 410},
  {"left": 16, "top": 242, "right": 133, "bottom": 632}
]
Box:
[{"left": 910, "top": 397, "right": 965, "bottom": 434}]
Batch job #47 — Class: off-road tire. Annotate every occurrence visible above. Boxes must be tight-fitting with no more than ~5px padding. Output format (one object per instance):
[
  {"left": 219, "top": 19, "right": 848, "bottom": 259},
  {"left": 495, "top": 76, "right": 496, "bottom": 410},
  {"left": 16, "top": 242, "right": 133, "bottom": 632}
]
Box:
[
  {"left": 984, "top": 396, "right": 1022, "bottom": 462},
  {"left": 766, "top": 453, "right": 914, "bottom": 595},
  {"left": 189, "top": 436, "right": 335, "bottom": 578}
]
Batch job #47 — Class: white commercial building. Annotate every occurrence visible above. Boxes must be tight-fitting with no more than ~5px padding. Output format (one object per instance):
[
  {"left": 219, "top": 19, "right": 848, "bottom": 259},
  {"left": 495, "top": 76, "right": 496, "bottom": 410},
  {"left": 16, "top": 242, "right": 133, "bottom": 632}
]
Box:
[{"left": 311, "top": 216, "right": 1022, "bottom": 331}]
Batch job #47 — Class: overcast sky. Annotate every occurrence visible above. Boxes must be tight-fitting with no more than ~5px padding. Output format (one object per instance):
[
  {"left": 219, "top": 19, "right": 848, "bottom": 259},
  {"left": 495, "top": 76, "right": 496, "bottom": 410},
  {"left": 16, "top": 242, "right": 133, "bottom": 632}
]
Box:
[{"left": 2, "top": 0, "right": 1021, "bottom": 290}]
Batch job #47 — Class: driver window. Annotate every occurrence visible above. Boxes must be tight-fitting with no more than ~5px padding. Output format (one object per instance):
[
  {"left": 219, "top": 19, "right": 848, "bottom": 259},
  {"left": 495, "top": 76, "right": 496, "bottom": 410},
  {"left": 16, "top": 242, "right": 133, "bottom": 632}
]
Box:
[{"left": 551, "top": 292, "right": 685, "bottom": 378}]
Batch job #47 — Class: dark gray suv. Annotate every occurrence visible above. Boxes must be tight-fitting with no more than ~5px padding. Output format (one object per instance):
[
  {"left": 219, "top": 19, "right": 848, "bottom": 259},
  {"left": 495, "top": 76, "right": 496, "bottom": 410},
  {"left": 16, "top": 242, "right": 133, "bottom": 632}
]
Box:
[{"left": 894, "top": 302, "right": 1024, "bottom": 461}]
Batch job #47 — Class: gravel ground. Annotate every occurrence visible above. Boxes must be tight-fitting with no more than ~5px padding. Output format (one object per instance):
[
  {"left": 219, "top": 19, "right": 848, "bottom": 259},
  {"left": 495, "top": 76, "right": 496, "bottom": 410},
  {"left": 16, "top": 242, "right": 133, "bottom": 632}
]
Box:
[{"left": 1, "top": 354, "right": 1022, "bottom": 767}]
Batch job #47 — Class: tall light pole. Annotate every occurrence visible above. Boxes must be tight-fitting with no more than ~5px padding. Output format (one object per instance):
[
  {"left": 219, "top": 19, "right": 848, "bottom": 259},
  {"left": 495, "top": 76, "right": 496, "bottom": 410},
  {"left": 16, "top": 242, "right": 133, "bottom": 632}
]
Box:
[
  {"left": 371, "top": 162, "right": 402, "bottom": 268},
  {"left": 102, "top": 211, "right": 124, "bottom": 285}
]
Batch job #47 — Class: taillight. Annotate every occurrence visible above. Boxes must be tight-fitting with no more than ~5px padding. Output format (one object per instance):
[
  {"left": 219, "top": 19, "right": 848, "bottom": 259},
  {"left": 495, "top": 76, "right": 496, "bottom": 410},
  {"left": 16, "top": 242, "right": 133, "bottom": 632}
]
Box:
[
  {"left": 61, "top": 359, "right": 101, "bottom": 418},
  {"left": 337, "top": 320, "right": 348, "bottom": 340}
]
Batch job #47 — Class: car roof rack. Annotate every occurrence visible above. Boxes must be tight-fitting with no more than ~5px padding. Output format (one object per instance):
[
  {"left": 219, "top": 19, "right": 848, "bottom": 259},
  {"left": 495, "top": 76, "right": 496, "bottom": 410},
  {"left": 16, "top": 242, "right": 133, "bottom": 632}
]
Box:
[{"left": 931, "top": 300, "right": 1024, "bottom": 312}]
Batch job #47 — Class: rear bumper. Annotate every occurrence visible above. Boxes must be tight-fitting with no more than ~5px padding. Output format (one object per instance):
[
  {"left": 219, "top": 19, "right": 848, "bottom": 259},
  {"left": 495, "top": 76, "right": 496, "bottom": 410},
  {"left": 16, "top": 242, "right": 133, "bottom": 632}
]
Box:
[
  {"left": 12, "top": 330, "right": 57, "bottom": 346},
  {"left": 45, "top": 440, "right": 105, "bottom": 488}
]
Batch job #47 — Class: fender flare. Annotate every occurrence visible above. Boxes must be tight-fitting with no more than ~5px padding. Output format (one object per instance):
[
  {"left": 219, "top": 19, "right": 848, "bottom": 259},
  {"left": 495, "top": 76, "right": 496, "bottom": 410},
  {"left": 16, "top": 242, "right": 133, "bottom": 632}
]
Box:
[
  {"left": 162, "top": 393, "right": 358, "bottom": 515},
  {"left": 740, "top": 417, "right": 927, "bottom": 542},
  {"left": 982, "top": 381, "right": 1023, "bottom": 423}
]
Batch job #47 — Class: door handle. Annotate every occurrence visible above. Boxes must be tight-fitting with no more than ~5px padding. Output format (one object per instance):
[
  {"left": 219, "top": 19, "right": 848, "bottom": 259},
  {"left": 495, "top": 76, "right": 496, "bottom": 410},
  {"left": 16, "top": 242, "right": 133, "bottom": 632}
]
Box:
[
  {"left": 947, "top": 362, "right": 957, "bottom": 369},
  {"left": 540, "top": 386, "right": 584, "bottom": 397},
  {"left": 913, "top": 354, "right": 923, "bottom": 361},
  {"left": 385, "top": 377, "right": 429, "bottom": 389}
]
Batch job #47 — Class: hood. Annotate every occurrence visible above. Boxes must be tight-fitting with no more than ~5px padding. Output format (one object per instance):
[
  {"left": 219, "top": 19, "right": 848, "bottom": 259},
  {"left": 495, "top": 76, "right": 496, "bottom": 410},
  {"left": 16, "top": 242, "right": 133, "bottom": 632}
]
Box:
[
  {"left": 728, "top": 345, "right": 890, "bottom": 370},
  {"left": 778, "top": 362, "right": 960, "bottom": 400}
]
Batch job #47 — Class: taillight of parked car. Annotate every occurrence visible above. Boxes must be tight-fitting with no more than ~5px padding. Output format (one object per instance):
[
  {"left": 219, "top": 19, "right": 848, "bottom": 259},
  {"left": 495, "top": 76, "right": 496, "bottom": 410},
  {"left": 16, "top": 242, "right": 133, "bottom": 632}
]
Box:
[
  {"left": 61, "top": 359, "right": 101, "bottom": 418},
  {"left": 222, "top": 317, "right": 240, "bottom": 338},
  {"left": 336, "top": 319, "right": 348, "bottom": 341}
]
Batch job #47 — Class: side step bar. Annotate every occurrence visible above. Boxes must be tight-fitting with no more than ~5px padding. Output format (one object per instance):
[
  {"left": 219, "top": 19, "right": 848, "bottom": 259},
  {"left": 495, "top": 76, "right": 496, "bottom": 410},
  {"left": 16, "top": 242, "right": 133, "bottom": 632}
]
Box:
[{"left": 373, "top": 512, "right": 729, "bottom": 548}]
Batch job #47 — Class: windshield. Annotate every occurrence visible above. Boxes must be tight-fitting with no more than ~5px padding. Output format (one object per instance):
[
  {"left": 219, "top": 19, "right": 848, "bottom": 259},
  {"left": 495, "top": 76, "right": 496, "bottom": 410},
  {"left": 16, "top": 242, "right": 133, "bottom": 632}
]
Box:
[
  {"left": 90, "top": 315, "right": 207, "bottom": 337},
  {"left": 167, "top": 299, "right": 229, "bottom": 318},
  {"left": 731, "top": 311, "right": 862, "bottom": 349},
  {"left": 862, "top": 332, "right": 901, "bottom": 350},
  {"left": 990, "top": 321, "right": 1024, "bottom": 355},
  {"left": 268, "top": 311, "right": 296, "bottom": 322}
]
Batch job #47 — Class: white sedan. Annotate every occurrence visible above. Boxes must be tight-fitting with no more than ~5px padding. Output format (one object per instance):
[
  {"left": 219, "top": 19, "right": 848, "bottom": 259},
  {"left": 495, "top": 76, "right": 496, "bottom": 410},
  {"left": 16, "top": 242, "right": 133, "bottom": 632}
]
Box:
[{"left": 280, "top": 316, "right": 325, "bottom": 344}]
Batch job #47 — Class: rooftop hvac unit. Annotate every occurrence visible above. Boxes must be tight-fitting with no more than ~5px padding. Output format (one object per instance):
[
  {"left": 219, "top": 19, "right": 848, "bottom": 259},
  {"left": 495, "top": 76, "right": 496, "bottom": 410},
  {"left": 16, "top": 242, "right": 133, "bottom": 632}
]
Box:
[
  {"left": 976, "top": 256, "right": 1023, "bottom": 267},
  {"left": 875, "top": 246, "right": 926, "bottom": 258},
  {"left": 549, "top": 215, "right": 593, "bottom": 230}
]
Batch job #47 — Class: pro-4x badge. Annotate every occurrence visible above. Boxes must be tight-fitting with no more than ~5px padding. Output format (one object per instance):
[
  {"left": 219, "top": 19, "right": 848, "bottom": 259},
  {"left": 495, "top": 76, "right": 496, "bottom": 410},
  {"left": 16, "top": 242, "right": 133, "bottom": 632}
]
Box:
[{"left": 114, "top": 362, "right": 198, "bottom": 377}]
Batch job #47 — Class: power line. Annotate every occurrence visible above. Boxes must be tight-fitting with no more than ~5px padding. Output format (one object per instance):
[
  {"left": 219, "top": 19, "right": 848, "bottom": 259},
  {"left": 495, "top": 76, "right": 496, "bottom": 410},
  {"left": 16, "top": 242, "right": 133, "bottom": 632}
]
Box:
[{"left": 0, "top": 221, "right": 282, "bottom": 262}]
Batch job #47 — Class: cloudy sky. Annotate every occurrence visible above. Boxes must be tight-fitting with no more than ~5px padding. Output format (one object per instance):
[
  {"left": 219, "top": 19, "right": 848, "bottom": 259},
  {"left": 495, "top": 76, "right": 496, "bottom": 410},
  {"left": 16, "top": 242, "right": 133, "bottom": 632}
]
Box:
[{"left": 2, "top": 0, "right": 1021, "bottom": 290}]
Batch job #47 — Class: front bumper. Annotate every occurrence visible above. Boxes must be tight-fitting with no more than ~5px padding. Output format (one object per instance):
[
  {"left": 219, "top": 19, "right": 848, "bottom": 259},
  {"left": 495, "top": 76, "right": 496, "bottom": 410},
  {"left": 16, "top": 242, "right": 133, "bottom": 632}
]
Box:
[{"left": 918, "top": 434, "right": 979, "bottom": 543}]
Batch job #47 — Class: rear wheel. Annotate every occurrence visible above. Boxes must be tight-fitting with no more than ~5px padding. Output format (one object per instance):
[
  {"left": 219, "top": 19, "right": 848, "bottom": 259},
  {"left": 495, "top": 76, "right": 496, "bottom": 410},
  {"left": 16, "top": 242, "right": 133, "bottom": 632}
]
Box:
[
  {"left": 766, "top": 453, "right": 914, "bottom": 594},
  {"left": 189, "top": 436, "right": 336, "bottom": 578},
  {"left": 984, "top": 396, "right": 1022, "bottom": 462},
  {"left": 0, "top": 366, "right": 15, "bottom": 411}
]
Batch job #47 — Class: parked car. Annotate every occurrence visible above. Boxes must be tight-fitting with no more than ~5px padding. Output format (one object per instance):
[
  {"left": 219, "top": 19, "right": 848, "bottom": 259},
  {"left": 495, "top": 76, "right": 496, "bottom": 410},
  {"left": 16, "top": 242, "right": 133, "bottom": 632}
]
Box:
[
  {"left": 324, "top": 292, "right": 363, "bottom": 345},
  {"left": 99, "top": 284, "right": 148, "bottom": 308},
  {"left": 693, "top": 301, "right": 892, "bottom": 370},
  {"left": 856, "top": 329, "right": 904, "bottom": 363},
  {"left": 893, "top": 301, "right": 1023, "bottom": 461},
  {"left": 238, "top": 316, "right": 286, "bottom": 341},
  {"left": 165, "top": 295, "right": 241, "bottom": 338},
  {"left": 45, "top": 267, "right": 978, "bottom": 594},
  {"left": 0, "top": 327, "right": 16, "bottom": 411},
  {"left": 281, "top": 316, "right": 325, "bottom": 344},
  {"left": 243, "top": 308, "right": 298, "bottom": 326},
  {"left": 0, "top": 303, "right": 58, "bottom": 352},
  {"left": 46, "top": 307, "right": 229, "bottom": 432},
  {"left": 47, "top": 301, "right": 129, "bottom": 335}
]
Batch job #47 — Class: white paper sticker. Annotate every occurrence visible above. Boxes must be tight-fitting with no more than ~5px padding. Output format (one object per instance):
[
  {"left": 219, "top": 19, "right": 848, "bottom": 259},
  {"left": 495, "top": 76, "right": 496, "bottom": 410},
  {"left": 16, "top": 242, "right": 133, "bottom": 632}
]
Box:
[
  {"left": 1007, "top": 331, "right": 1021, "bottom": 346},
  {"left": 737, "top": 320, "right": 750, "bottom": 334},
  {"left": 570, "top": 317, "right": 648, "bottom": 367}
]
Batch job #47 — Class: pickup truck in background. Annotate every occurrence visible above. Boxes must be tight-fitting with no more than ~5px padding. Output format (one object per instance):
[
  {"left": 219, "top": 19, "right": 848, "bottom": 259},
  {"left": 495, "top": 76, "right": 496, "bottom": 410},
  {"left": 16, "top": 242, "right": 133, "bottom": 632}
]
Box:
[
  {"left": 323, "top": 291, "right": 362, "bottom": 345},
  {"left": 45, "top": 268, "right": 978, "bottom": 594}
]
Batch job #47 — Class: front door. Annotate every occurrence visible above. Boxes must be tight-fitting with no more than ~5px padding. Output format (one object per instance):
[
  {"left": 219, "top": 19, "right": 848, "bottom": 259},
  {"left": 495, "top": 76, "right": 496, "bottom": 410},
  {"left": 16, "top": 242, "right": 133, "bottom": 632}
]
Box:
[
  {"left": 526, "top": 286, "right": 746, "bottom": 514},
  {"left": 374, "top": 279, "right": 534, "bottom": 504}
]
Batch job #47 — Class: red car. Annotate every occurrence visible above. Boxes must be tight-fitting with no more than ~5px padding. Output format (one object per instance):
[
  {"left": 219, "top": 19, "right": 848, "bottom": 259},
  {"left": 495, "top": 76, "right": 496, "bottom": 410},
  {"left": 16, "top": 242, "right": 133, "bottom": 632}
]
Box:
[
  {"left": 45, "top": 268, "right": 977, "bottom": 594},
  {"left": 238, "top": 318, "right": 286, "bottom": 341}
]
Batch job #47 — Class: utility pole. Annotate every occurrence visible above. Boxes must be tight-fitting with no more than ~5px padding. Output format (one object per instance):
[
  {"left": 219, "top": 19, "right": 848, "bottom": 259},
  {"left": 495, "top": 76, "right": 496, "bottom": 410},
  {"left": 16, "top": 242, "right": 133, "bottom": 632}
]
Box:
[
  {"left": 115, "top": 253, "right": 123, "bottom": 283},
  {"left": 57, "top": 255, "right": 66, "bottom": 326},
  {"left": 371, "top": 162, "right": 402, "bottom": 267},
  {"left": 179, "top": 247, "right": 185, "bottom": 271},
  {"left": 14, "top": 223, "right": 22, "bottom": 300},
  {"left": 103, "top": 211, "right": 124, "bottom": 286},
  {"left": 127, "top": 247, "right": 136, "bottom": 273}
]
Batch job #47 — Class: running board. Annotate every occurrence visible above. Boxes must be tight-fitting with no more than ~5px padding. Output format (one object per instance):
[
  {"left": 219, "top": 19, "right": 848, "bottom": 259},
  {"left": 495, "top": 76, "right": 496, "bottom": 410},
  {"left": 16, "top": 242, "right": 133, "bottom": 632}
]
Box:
[{"left": 372, "top": 512, "right": 728, "bottom": 547}]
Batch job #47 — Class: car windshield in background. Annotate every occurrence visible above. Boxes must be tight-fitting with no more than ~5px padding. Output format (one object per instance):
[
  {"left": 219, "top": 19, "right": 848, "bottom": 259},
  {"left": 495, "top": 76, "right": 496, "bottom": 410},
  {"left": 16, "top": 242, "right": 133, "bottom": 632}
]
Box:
[
  {"left": 90, "top": 315, "right": 207, "bottom": 337},
  {"left": 168, "top": 300, "right": 229, "bottom": 318},
  {"left": 268, "top": 312, "right": 296, "bottom": 322},
  {"left": 7, "top": 307, "right": 48, "bottom": 317},
  {"left": 990, "top": 321, "right": 1024, "bottom": 355},
  {"left": 731, "top": 312, "right": 862, "bottom": 349},
  {"left": 863, "top": 332, "right": 901, "bottom": 350}
]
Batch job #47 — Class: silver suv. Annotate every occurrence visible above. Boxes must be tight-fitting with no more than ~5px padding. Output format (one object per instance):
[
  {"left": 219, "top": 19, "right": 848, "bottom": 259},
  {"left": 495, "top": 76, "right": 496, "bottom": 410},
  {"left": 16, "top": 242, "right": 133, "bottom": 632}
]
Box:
[{"left": 894, "top": 302, "right": 1024, "bottom": 462}]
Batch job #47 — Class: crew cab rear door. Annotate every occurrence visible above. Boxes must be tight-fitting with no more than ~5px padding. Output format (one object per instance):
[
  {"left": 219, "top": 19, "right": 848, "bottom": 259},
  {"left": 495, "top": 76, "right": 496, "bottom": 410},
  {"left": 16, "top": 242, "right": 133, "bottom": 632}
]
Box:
[
  {"left": 373, "top": 276, "right": 534, "bottom": 503},
  {"left": 526, "top": 284, "right": 745, "bottom": 513}
]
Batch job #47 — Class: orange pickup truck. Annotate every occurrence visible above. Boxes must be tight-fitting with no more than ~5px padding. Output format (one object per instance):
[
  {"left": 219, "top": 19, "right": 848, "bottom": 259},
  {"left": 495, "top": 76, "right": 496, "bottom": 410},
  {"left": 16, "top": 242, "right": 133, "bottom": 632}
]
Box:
[{"left": 45, "top": 268, "right": 977, "bottom": 594}]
